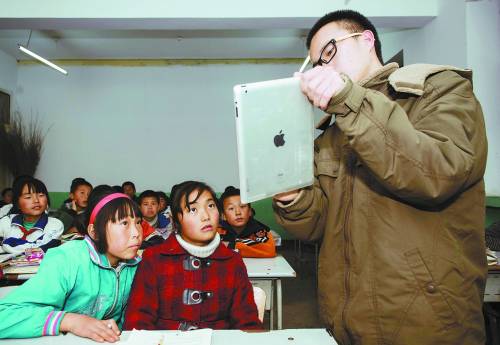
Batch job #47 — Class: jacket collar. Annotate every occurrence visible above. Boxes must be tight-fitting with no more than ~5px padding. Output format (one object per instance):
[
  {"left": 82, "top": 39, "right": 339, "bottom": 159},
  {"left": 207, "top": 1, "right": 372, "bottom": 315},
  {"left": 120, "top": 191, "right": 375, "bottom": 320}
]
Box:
[
  {"left": 220, "top": 217, "right": 269, "bottom": 238},
  {"left": 158, "top": 233, "right": 233, "bottom": 260},
  {"left": 84, "top": 235, "right": 141, "bottom": 269},
  {"left": 358, "top": 62, "right": 399, "bottom": 89},
  {"left": 12, "top": 213, "right": 48, "bottom": 231}
]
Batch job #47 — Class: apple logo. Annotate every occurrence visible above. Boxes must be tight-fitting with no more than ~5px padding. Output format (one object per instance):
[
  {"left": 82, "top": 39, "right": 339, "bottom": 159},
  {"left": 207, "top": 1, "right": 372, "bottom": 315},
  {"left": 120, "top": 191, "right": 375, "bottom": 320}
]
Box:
[{"left": 274, "top": 130, "right": 285, "bottom": 147}]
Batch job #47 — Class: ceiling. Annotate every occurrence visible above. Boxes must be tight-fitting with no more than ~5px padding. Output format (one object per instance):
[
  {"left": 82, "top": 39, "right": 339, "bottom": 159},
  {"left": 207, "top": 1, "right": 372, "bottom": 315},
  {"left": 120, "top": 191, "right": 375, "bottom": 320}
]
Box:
[{"left": 0, "top": 12, "right": 433, "bottom": 60}]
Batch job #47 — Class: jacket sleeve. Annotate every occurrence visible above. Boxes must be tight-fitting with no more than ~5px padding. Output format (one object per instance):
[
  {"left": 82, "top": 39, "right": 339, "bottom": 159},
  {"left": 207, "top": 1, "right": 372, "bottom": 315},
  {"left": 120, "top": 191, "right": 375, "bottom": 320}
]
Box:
[
  {"left": 123, "top": 250, "right": 159, "bottom": 330},
  {"left": 329, "top": 71, "right": 486, "bottom": 207},
  {"left": 229, "top": 256, "right": 262, "bottom": 330},
  {"left": 0, "top": 247, "right": 74, "bottom": 338},
  {"left": 272, "top": 173, "right": 328, "bottom": 242},
  {"left": 235, "top": 231, "right": 276, "bottom": 258}
]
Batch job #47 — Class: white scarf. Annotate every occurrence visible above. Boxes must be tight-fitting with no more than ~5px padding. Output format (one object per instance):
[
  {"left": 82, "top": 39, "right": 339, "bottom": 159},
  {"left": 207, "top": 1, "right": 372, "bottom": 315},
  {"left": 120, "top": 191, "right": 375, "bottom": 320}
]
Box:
[{"left": 175, "top": 233, "right": 221, "bottom": 258}]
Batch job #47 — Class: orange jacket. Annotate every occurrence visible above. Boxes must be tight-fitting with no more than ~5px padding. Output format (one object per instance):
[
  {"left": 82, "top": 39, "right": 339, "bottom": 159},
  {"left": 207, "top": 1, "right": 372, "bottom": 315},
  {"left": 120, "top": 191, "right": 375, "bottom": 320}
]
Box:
[{"left": 217, "top": 218, "right": 276, "bottom": 258}]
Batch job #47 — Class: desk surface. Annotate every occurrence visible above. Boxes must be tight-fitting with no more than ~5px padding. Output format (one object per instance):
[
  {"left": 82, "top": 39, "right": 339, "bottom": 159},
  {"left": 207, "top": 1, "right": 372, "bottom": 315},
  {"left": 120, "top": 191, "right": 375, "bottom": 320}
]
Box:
[
  {"left": 0, "top": 329, "right": 337, "bottom": 345},
  {"left": 488, "top": 264, "right": 500, "bottom": 272},
  {"left": 243, "top": 255, "right": 296, "bottom": 278}
]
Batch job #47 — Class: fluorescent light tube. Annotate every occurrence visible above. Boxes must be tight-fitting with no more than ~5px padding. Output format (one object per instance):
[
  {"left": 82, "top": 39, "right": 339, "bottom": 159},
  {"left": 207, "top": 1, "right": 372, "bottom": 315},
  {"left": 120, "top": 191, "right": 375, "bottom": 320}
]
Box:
[{"left": 18, "top": 45, "right": 68, "bottom": 75}]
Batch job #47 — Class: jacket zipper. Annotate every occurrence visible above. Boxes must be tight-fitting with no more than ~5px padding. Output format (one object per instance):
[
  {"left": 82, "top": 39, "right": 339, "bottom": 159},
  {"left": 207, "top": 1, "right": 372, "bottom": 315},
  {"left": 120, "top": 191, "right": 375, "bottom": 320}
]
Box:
[
  {"left": 341, "top": 153, "right": 356, "bottom": 345},
  {"left": 103, "top": 267, "right": 122, "bottom": 319}
]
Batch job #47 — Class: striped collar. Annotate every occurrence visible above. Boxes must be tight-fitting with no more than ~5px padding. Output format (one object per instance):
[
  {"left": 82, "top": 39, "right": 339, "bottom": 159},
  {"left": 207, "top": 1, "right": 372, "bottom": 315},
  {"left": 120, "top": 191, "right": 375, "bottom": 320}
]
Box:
[
  {"left": 83, "top": 235, "right": 141, "bottom": 269},
  {"left": 11, "top": 213, "right": 48, "bottom": 231}
]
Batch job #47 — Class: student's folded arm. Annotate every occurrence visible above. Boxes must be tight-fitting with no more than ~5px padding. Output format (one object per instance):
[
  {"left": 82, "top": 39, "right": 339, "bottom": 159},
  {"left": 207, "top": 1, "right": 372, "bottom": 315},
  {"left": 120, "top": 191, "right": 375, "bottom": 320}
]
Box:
[
  {"left": 235, "top": 232, "right": 276, "bottom": 258},
  {"left": 37, "top": 219, "right": 64, "bottom": 252},
  {"left": 229, "top": 257, "right": 262, "bottom": 330},
  {"left": 123, "top": 250, "right": 159, "bottom": 330},
  {"left": 272, "top": 178, "right": 328, "bottom": 242},
  {"left": 0, "top": 248, "right": 75, "bottom": 338},
  {"left": 329, "top": 72, "right": 485, "bottom": 207}
]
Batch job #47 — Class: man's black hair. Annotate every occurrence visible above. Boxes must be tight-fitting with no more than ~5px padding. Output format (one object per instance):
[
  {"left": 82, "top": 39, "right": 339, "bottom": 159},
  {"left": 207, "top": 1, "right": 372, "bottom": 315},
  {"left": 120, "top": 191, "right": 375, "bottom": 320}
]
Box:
[{"left": 306, "top": 9, "right": 383, "bottom": 64}]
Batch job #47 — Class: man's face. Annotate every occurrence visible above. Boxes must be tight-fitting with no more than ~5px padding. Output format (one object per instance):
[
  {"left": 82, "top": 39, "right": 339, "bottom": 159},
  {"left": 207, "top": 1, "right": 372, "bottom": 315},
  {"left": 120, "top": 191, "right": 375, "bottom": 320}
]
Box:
[{"left": 310, "top": 22, "right": 371, "bottom": 82}]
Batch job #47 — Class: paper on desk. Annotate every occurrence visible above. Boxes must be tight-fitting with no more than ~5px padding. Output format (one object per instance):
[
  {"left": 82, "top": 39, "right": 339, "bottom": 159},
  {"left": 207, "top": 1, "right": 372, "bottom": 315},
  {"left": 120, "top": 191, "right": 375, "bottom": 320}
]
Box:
[
  {"left": 120, "top": 328, "right": 212, "bottom": 345},
  {"left": 2, "top": 265, "right": 39, "bottom": 274}
]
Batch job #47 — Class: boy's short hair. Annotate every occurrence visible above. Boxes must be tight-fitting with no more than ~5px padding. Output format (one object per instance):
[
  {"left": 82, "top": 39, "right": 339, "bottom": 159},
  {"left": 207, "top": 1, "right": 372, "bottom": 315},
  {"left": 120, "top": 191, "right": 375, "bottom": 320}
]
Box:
[
  {"left": 12, "top": 176, "right": 51, "bottom": 213},
  {"left": 156, "top": 191, "right": 170, "bottom": 205},
  {"left": 112, "top": 185, "right": 124, "bottom": 193},
  {"left": 171, "top": 181, "right": 219, "bottom": 231},
  {"left": 70, "top": 177, "right": 92, "bottom": 193},
  {"left": 306, "top": 9, "right": 383, "bottom": 64},
  {"left": 83, "top": 185, "right": 142, "bottom": 253},
  {"left": 138, "top": 190, "right": 159, "bottom": 204},
  {"left": 122, "top": 181, "right": 136, "bottom": 190},
  {"left": 219, "top": 186, "right": 249, "bottom": 209}
]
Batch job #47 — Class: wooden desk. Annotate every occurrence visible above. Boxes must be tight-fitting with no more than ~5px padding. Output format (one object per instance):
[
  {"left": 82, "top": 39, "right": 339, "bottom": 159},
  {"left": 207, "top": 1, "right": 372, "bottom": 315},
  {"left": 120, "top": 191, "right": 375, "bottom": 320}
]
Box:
[
  {"left": 0, "top": 329, "right": 338, "bottom": 345},
  {"left": 243, "top": 255, "right": 296, "bottom": 330},
  {"left": 485, "top": 265, "right": 500, "bottom": 302}
]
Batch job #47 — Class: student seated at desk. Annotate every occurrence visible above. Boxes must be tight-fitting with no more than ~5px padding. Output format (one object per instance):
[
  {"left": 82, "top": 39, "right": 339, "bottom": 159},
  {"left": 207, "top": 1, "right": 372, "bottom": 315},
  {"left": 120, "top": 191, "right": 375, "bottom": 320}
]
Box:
[
  {"left": 0, "top": 177, "right": 63, "bottom": 254},
  {"left": 50, "top": 178, "right": 92, "bottom": 234},
  {"left": 123, "top": 181, "right": 261, "bottom": 331},
  {"left": 0, "top": 187, "right": 143, "bottom": 343},
  {"left": 0, "top": 187, "right": 12, "bottom": 208},
  {"left": 138, "top": 190, "right": 172, "bottom": 248},
  {"left": 217, "top": 186, "right": 276, "bottom": 258}
]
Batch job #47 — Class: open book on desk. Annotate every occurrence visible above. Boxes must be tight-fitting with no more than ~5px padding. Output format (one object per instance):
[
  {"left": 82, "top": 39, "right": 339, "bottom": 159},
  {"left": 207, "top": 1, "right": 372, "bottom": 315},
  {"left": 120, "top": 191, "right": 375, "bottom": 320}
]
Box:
[{"left": 119, "top": 328, "right": 212, "bottom": 345}]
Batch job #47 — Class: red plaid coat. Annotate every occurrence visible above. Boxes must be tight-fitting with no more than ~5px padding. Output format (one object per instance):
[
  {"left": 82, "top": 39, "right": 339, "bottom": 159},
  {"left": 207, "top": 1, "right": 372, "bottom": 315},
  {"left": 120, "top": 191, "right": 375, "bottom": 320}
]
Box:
[{"left": 123, "top": 235, "right": 262, "bottom": 330}]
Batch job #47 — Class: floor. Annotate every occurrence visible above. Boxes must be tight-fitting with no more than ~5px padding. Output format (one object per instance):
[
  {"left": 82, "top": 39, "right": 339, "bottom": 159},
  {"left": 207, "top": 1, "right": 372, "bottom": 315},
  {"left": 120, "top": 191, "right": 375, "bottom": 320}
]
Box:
[{"left": 263, "top": 240, "right": 323, "bottom": 329}]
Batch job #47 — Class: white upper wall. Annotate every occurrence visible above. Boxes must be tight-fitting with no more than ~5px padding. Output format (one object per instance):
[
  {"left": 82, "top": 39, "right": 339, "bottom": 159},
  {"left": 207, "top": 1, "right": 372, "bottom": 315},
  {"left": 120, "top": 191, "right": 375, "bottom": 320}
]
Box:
[
  {"left": 381, "top": 0, "right": 467, "bottom": 67},
  {"left": 467, "top": 0, "right": 500, "bottom": 196},
  {"left": 15, "top": 62, "right": 300, "bottom": 192}
]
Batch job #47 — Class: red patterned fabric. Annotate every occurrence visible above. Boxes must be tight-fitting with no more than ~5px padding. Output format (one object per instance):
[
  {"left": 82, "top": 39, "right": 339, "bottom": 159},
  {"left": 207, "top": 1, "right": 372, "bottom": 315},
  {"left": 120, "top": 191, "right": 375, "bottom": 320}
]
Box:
[{"left": 123, "top": 235, "right": 262, "bottom": 330}]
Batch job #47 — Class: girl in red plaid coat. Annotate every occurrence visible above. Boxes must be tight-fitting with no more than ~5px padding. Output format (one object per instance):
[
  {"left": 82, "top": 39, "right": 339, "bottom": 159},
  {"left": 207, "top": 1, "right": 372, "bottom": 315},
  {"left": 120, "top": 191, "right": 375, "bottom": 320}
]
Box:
[{"left": 123, "top": 181, "right": 262, "bottom": 330}]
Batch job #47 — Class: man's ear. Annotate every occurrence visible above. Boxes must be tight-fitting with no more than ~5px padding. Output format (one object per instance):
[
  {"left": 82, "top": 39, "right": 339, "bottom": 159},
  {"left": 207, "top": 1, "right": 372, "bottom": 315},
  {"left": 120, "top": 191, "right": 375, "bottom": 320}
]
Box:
[
  {"left": 361, "top": 30, "right": 376, "bottom": 51},
  {"left": 69, "top": 192, "right": 75, "bottom": 201},
  {"left": 87, "top": 224, "right": 97, "bottom": 241}
]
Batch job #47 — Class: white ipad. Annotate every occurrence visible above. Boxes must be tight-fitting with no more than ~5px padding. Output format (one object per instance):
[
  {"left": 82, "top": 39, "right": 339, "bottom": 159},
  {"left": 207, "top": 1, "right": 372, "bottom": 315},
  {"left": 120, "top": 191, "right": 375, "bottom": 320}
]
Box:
[{"left": 233, "top": 77, "right": 314, "bottom": 203}]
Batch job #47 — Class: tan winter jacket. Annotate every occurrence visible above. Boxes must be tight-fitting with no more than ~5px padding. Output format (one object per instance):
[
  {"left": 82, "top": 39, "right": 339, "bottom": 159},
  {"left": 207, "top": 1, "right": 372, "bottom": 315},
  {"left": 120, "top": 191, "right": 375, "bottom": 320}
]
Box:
[{"left": 274, "top": 63, "right": 488, "bottom": 345}]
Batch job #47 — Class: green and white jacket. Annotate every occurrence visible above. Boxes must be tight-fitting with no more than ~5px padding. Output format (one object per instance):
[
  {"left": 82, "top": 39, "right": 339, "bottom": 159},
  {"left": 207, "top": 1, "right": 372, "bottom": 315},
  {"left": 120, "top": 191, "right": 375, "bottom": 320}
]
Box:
[{"left": 0, "top": 236, "right": 141, "bottom": 338}]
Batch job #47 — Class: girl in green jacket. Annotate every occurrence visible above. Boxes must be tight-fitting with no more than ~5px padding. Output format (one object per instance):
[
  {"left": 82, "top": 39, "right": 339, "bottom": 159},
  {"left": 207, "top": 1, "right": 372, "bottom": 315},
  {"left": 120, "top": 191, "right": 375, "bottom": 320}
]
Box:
[{"left": 0, "top": 186, "right": 143, "bottom": 343}]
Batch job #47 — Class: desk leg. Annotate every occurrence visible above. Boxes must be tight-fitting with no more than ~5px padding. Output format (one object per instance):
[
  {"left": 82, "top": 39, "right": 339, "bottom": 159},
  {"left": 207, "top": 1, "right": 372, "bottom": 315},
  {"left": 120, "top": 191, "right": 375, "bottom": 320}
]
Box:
[
  {"left": 269, "top": 280, "right": 274, "bottom": 330},
  {"left": 277, "top": 279, "right": 282, "bottom": 330}
]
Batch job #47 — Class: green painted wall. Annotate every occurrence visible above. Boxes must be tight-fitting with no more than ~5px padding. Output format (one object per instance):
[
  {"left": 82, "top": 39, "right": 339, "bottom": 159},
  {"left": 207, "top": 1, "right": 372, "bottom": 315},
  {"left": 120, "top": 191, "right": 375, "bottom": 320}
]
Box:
[{"left": 48, "top": 193, "right": 500, "bottom": 239}]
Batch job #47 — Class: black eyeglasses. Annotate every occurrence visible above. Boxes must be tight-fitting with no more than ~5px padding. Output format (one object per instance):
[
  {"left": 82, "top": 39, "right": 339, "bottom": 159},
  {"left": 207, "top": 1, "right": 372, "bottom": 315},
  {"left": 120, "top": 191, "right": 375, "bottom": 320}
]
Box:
[{"left": 312, "top": 32, "right": 363, "bottom": 68}]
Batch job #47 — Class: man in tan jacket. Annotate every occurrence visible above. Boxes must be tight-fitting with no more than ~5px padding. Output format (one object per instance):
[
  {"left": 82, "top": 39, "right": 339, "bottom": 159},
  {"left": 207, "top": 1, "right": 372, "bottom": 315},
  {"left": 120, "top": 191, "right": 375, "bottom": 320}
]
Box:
[{"left": 273, "top": 10, "right": 487, "bottom": 345}]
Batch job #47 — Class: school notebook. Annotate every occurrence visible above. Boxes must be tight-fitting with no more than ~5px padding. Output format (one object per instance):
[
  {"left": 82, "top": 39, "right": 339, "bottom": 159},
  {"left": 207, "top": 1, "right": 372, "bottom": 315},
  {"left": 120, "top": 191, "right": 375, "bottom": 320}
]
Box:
[{"left": 233, "top": 77, "right": 314, "bottom": 203}]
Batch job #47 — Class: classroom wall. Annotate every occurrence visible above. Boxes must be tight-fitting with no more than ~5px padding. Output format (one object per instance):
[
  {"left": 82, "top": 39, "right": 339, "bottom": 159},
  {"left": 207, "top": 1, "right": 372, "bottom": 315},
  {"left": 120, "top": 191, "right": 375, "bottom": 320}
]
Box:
[
  {"left": 0, "top": 49, "right": 17, "bottom": 95},
  {"left": 466, "top": 0, "right": 500, "bottom": 196},
  {"left": 14, "top": 62, "right": 300, "bottom": 193}
]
